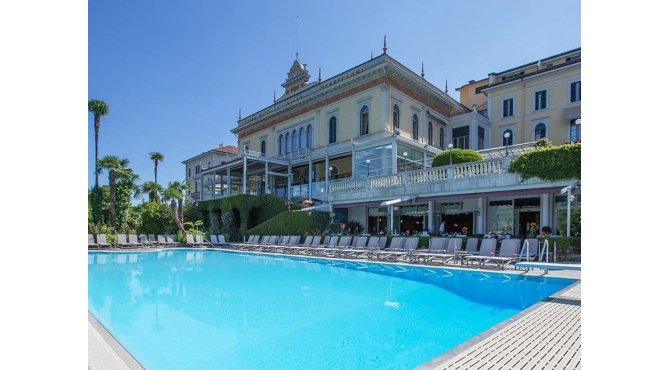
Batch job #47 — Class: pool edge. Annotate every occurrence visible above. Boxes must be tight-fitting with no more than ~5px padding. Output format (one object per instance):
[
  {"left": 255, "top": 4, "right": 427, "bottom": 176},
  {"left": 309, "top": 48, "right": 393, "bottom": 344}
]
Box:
[{"left": 89, "top": 312, "right": 144, "bottom": 370}]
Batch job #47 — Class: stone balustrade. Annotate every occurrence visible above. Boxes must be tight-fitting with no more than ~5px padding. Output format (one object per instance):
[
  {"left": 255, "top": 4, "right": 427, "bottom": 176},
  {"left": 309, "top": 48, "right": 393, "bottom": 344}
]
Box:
[{"left": 330, "top": 159, "right": 507, "bottom": 194}]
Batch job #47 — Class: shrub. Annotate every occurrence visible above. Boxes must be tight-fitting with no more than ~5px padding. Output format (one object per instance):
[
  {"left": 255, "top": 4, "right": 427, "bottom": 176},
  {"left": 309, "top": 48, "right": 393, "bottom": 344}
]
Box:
[
  {"left": 247, "top": 210, "right": 330, "bottom": 237},
  {"left": 508, "top": 142, "right": 580, "bottom": 181},
  {"left": 138, "top": 202, "right": 172, "bottom": 236},
  {"left": 432, "top": 148, "right": 484, "bottom": 167}
]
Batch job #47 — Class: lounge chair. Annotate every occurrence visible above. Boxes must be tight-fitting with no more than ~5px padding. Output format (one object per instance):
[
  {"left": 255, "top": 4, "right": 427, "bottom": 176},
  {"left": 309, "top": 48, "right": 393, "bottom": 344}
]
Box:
[
  {"left": 127, "top": 234, "right": 143, "bottom": 248},
  {"left": 228, "top": 235, "right": 257, "bottom": 249},
  {"left": 186, "top": 234, "right": 205, "bottom": 247},
  {"left": 157, "top": 234, "right": 168, "bottom": 247},
  {"left": 96, "top": 234, "right": 112, "bottom": 249},
  {"left": 374, "top": 237, "right": 406, "bottom": 261},
  {"left": 196, "top": 234, "right": 208, "bottom": 247},
  {"left": 364, "top": 236, "right": 386, "bottom": 260},
  {"left": 463, "top": 239, "right": 497, "bottom": 267},
  {"left": 410, "top": 237, "right": 444, "bottom": 263},
  {"left": 465, "top": 239, "right": 520, "bottom": 270},
  {"left": 138, "top": 234, "right": 154, "bottom": 248},
  {"left": 284, "top": 235, "right": 315, "bottom": 254},
  {"left": 88, "top": 234, "right": 98, "bottom": 249},
  {"left": 424, "top": 238, "right": 462, "bottom": 265},
  {"left": 116, "top": 234, "right": 132, "bottom": 248},
  {"left": 307, "top": 235, "right": 338, "bottom": 256},
  {"left": 148, "top": 234, "right": 158, "bottom": 246},
  {"left": 166, "top": 234, "right": 179, "bottom": 247},
  {"left": 216, "top": 235, "right": 227, "bottom": 246},
  {"left": 239, "top": 235, "right": 267, "bottom": 250},
  {"left": 328, "top": 235, "right": 353, "bottom": 258},
  {"left": 343, "top": 236, "right": 371, "bottom": 258}
]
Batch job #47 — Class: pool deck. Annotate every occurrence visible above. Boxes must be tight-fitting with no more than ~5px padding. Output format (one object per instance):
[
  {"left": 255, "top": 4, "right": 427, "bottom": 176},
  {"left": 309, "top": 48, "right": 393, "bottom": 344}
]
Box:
[
  {"left": 419, "top": 281, "right": 581, "bottom": 370},
  {"left": 88, "top": 247, "right": 581, "bottom": 370}
]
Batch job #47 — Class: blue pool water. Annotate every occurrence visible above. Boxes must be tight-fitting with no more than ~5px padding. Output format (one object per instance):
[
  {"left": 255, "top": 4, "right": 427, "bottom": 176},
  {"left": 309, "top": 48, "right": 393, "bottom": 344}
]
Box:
[{"left": 88, "top": 250, "right": 575, "bottom": 369}]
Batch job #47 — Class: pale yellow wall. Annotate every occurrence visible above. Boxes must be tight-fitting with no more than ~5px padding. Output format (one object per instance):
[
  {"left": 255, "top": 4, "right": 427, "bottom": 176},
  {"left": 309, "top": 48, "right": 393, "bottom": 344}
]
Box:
[
  {"left": 239, "top": 86, "right": 387, "bottom": 155},
  {"left": 390, "top": 88, "right": 437, "bottom": 145},
  {"left": 488, "top": 64, "right": 580, "bottom": 146},
  {"left": 457, "top": 80, "right": 488, "bottom": 110}
]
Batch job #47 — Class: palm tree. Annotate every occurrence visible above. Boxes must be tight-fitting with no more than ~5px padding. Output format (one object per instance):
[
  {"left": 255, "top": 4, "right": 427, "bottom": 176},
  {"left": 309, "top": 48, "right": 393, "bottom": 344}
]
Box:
[
  {"left": 162, "top": 181, "right": 191, "bottom": 234},
  {"left": 137, "top": 181, "right": 164, "bottom": 203},
  {"left": 98, "top": 155, "right": 134, "bottom": 228},
  {"left": 88, "top": 99, "right": 110, "bottom": 187},
  {"left": 149, "top": 152, "right": 164, "bottom": 183}
]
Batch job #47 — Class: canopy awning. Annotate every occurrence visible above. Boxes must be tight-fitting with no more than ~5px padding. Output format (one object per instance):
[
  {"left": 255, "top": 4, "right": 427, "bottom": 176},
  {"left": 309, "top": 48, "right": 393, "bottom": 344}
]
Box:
[
  {"left": 299, "top": 203, "right": 333, "bottom": 212},
  {"left": 562, "top": 105, "right": 581, "bottom": 120},
  {"left": 380, "top": 196, "right": 417, "bottom": 206}
]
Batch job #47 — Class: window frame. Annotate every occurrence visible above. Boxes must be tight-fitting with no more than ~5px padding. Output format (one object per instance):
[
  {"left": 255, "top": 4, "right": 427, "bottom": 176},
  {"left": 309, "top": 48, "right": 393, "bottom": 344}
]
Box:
[
  {"left": 534, "top": 90, "right": 547, "bottom": 111},
  {"left": 502, "top": 98, "right": 514, "bottom": 118},
  {"left": 412, "top": 114, "right": 419, "bottom": 140},
  {"left": 359, "top": 105, "right": 369, "bottom": 136},
  {"left": 393, "top": 104, "right": 400, "bottom": 129},
  {"left": 329, "top": 116, "right": 337, "bottom": 144}
]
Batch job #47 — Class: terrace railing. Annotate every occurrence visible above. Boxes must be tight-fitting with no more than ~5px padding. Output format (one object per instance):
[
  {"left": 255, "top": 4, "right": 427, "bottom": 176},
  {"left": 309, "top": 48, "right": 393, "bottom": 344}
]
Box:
[{"left": 329, "top": 158, "right": 507, "bottom": 194}]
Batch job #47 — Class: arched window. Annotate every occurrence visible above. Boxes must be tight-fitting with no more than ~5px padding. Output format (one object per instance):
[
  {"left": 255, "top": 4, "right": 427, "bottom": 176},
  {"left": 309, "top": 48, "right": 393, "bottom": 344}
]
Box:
[
  {"left": 306, "top": 125, "right": 313, "bottom": 148},
  {"left": 503, "top": 130, "right": 513, "bottom": 146},
  {"left": 278, "top": 134, "right": 283, "bottom": 155},
  {"left": 299, "top": 127, "right": 304, "bottom": 149},
  {"left": 393, "top": 104, "right": 400, "bottom": 128},
  {"left": 534, "top": 123, "right": 546, "bottom": 141},
  {"left": 260, "top": 140, "right": 266, "bottom": 156},
  {"left": 360, "top": 105, "right": 369, "bottom": 136},
  {"left": 284, "top": 133, "right": 289, "bottom": 153},
  {"left": 292, "top": 130, "right": 297, "bottom": 152},
  {"left": 329, "top": 116, "right": 337, "bottom": 144},
  {"left": 439, "top": 127, "right": 444, "bottom": 149},
  {"left": 570, "top": 119, "right": 581, "bottom": 142},
  {"left": 428, "top": 121, "right": 433, "bottom": 146},
  {"left": 412, "top": 114, "right": 419, "bottom": 140}
]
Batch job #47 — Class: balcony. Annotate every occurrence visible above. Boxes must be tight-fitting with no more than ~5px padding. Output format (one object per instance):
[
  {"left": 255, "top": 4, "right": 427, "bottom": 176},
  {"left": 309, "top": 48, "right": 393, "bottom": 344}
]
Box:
[{"left": 328, "top": 158, "right": 573, "bottom": 204}]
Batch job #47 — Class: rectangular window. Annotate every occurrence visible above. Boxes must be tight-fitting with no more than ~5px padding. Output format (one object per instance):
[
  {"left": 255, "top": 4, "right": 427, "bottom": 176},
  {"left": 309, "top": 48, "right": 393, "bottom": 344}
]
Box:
[
  {"left": 570, "top": 81, "right": 581, "bottom": 102},
  {"left": 195, "top": 165, "right": 201, "bottom": 174},
  {"left": 502, "top": 98, "right": 514, "bottom": 117},
  {"left": 535, "top": 90, "right": 547, "bottom": 110},
  {"left": 478, "top": 127, "right": 485, "bottom": 149},
  {"left": 452, "top": 126, "right": 469, "bottom": 149},
  {"left": 188, "top": 168, "right": 191, "bottom": 177}
]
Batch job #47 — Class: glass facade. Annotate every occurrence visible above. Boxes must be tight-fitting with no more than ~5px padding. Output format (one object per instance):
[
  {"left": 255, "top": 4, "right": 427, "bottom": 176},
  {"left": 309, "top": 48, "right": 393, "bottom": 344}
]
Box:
[
  {"left": 397, "top": 144, "right": 427, "bottom": 172},
  {"left": 354, "top": 144, "right": 393, "bottom": 178}
]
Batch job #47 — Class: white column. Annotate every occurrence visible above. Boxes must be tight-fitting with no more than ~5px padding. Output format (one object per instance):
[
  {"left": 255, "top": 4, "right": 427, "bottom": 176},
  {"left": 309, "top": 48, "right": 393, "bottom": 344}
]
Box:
[
  {"left": 541, "top": 193, "right": 551, "bottom": 229},
  {"left": 427, "top": 201, "right": 434, "bottom": 234},
  {"left": 324, "top": 155, "right": 330, "bottom": 201},
  {"left": 308, "top": 156, "right": 313, "bottom": 200},
  {"left": 391, "top": 137, "right": 398, "bottom": 174},
  {"left": 381, "top": 83, "right": 389, "bottom": 132},
  {"left": 389, "top": 206, "right": 394, "bottom": 235},
  {"left": 226, "top": 167, "right": 231, "bottom": 196},
  {"left": 470, "top": 112, "right": 478, "bottom": 150},
  {"left": 264, "top": 160, "right": 269, "bottom": 194},
  {"left": 476, "top": 197, "right": 485, "bottom": 234},
  {"left": 242, "top": 156, "right": 247, "bottom": 194},
  {"left": 350, "top": 139, "right": 356, "bottom": 178},
  {"left": 287, "top": 163, "right": 292, "bottom": 201}
]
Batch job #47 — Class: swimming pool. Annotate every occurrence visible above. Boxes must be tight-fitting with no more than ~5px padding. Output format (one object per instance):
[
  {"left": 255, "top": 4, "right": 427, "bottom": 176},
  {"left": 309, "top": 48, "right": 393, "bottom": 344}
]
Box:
[{"left": 88, "top": 249, "right": 575, "bottom": 369}]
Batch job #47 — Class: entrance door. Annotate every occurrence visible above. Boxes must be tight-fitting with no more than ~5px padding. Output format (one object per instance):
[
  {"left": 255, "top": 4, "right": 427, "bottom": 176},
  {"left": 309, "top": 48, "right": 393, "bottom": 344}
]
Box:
[{"left": 517, "top": 210, "right": 540, "bottom": 238}]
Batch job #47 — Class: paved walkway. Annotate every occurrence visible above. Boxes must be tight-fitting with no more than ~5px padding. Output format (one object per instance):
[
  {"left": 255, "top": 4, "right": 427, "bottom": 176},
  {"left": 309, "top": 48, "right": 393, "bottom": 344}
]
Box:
[{"left": 421, "top": 282, "right": 581, "bottom": 370}]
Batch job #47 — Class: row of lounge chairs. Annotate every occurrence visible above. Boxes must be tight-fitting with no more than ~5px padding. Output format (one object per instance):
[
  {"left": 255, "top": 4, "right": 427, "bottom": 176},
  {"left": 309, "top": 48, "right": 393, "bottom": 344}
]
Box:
[
  {"left": 225, "top": 235, "right": 540, "bottom": 270},
  {"left": 88, "top": 233, "right": 229, "bottom": 249}
]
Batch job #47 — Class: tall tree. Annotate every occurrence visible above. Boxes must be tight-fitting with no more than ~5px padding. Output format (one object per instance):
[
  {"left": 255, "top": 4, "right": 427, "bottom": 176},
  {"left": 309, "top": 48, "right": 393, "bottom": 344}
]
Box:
[
  {"left": 98, "top": 155, "right": 137, "bottom": 229},
  {"left": 162, "top": 181, "right": 191, "bottom": 234},
  {"left": 136, "top": 181, "right": 164, "bottom": 203},
  {"left": 149, "top": 152, "right": 164, "bottom": 183},
  {"left": 88, "top": 99, "right": 110, "bottom": 187}
]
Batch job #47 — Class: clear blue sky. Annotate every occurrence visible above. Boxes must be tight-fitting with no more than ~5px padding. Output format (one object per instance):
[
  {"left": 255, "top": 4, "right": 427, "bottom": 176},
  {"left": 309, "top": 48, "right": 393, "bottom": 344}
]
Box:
[{"left": 89, "top": 0, "right": 581, "bottom": 198}]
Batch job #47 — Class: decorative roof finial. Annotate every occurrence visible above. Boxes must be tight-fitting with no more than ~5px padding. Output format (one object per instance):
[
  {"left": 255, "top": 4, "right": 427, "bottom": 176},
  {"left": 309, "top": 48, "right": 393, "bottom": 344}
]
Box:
[
  {"left": 318, "top": 68, "right": 322, "bottom": 83},
  {"left": 383, "top": 35, "right": 387, "bottom": 54},
  {"left": 445, "top": 79, "right": 448, "bottom": 94},
  {"left": 421, "top": 62, "right": 425, "bottom": 78},
  {"left": 273, "top": 91, "right": 276, "bottom": 103},
  {"left": 238, "top": 108, "right": 241, "bottom": 120}
]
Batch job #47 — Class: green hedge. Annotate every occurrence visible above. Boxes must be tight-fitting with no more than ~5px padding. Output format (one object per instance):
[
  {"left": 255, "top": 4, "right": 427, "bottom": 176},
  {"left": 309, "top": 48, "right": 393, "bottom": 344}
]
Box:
[
  {"left": 432, "top": 148, "right": 484, "bottom": 167},
  {"left": 508, "top": 142, "right": 581, "bottom": 181},
  {"left": 246, "top": 210, "right": 331, "bottom": 238}
]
